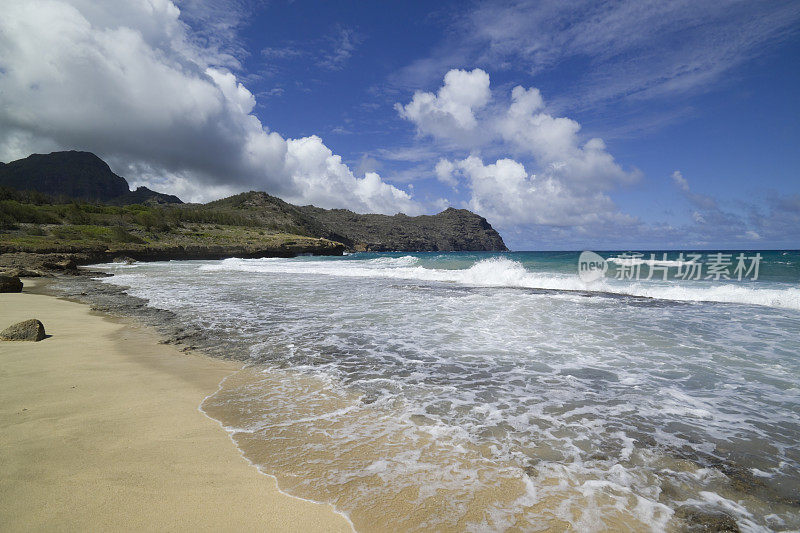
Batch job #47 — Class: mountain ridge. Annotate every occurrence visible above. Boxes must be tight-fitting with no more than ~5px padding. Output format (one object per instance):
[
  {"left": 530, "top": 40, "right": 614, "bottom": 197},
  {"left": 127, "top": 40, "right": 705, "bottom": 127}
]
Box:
[
  {"left": 0, "top": 151, "right": 507, "bottom": 252},
  {"left": 0, "top": 151, "right": 182, "bottom": 205}
]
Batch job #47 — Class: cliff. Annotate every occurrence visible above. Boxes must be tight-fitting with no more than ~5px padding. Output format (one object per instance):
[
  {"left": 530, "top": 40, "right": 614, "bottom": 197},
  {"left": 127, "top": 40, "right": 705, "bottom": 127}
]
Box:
[
  {"left": 208, "top": 191, "right": 508, "bottom": 252},
  {"left": 0, "top": 151, "right": 182, "bottom": 205},
  {"left": 298, "top": 205, "right": 507, "bottom": 251}
]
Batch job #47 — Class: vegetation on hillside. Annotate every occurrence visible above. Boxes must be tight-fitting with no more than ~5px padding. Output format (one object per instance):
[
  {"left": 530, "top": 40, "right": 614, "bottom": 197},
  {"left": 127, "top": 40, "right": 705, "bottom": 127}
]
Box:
[
  {"left": 0, "top": 151, "right": 508, "bottom": 254},
  {"left": 0, "top": 187, "right": 340, "bottom": 256}
]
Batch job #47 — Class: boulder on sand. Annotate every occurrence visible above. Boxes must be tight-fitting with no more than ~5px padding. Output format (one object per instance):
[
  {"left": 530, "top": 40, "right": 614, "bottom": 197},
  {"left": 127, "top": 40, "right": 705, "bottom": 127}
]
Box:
[
  {"left": 0, "top": 275, "right": 23, "bottom": 293},
  {"left": 1, "top": 319, "right": 46, "bottom": 341}
]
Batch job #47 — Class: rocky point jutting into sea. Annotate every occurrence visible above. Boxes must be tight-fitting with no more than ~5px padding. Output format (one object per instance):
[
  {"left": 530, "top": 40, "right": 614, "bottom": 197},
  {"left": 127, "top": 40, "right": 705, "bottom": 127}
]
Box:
[{"left": 1, "top": 151, "right": 507, "bottom": 274}]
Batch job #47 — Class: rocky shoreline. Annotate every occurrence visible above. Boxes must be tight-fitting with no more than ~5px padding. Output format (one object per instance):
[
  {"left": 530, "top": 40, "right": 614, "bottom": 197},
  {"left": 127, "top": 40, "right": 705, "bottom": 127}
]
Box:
[
  {"left": 1, "top": 251, "right": 262, "bottom": 358},
  {"left": 0, "top": 240, "right": 344, "bottom": 274},
  {"left": 0, "top": 238, "right": 345, "bottom": 279},
  {"left": 36, "top": 272, "right": 244, "bottom": 361}
]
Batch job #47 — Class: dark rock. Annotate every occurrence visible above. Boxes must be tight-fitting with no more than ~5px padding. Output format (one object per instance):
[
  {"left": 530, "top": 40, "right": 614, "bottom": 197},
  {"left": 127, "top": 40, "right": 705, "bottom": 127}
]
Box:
[
  {"left": 113, "top": 256, "right": 136, "bottom": 265},
  {"left": 43, "top": 258, "right": 77, "bottom": 271},
  {"left": 1, "top": 267, "right": 45, "bottom": 278},
  {"left": 121, "top": 186, "right": 182, "bottom": 205},
  {"left": 19, "top": 268, "right": 46, "bottom": 277},
  {"left": 209, "top": 191, "right": 507, "bottom": 252},
  {"left": 1, "top": 319, "right": 46, "bottom": 341},
  {"left": 298, "top": 205, "right": 508, "bottom": 252},
  {"left": 0, "top": 151, "right": 182, "bottom": 205},
  {"left": 0, "top": 266, "right": 47, "bottom": 278},
  {"left": 0, "top": 275, "right": 23, "bottom": 292},
  {"left": 0, "top": 252, "right": 89, "bottom": 274},
  {"left": 48, "top": 276, "right": 250, "bottom": 361},
  {"left": 674, "top": 505, "right": 740, "bottom": 532}
]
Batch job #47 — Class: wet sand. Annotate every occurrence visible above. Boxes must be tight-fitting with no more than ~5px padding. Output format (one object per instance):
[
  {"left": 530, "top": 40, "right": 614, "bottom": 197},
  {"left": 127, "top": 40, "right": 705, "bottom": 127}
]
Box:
[{"left": 0, "top": 279, "right": 352, "bottom": 532}]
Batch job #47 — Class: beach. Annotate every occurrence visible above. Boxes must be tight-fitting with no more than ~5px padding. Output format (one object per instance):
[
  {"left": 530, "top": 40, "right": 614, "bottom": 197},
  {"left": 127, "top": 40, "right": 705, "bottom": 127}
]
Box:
[
  {"left": 65, "top": 252, "right": 798, "bottom": 531},
  {"left": 0, "top": 279, "right": 352, "bottom": 532},
  {"left": 3, "top": 250, "right": 798, "bottom": 531}
]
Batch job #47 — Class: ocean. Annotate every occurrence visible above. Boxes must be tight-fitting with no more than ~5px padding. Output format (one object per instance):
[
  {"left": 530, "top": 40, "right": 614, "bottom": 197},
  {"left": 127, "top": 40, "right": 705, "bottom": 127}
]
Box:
[{"left": 89, "top": 250, "right": 800, "bottom": 532}]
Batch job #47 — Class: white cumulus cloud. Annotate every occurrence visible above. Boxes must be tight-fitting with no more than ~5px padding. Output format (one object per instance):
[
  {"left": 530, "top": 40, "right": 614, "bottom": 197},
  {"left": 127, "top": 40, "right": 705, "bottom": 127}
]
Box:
[
  {"left": 398, "top": 68, "right": 640, "bottom": 236},
  {"left": 437, "top": 156, "right": 634, "bottom": 230},
  {"left": 396, "top": 68, "right": 491, "bottom": 145},
  {"left": 0, "top": 0, "right": 418, "bottom": 213},
  {"left": 497, "top": 86, "right": 638, "bottom": 189},
  {"left": 398, "top": 68, "right": 639, "bottom": 192}
]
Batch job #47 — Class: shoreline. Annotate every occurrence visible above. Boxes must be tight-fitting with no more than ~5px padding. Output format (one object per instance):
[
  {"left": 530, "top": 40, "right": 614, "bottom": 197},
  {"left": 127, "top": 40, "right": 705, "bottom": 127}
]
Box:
[
  {"left": 0, "top": 278, "right": 353, "bottom": 532},
  {"left": 8, "top": 263, "right": 794, "bottom": 531}
]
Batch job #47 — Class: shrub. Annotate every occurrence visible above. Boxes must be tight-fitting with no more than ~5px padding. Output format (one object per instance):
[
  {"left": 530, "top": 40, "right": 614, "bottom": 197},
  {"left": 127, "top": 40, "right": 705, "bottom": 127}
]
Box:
[
  {"left": 0, "top": 211, "right": 18, "bottom": 230},
  {"left": 51, "top": 226, "right": 82, "bottom": 240},
  {"left": 25, "top": 224, "right": 47, "bottom": 236},
  {"left": 64, "top": 203, "right": 91, "bottom": 225},
  {"left": 0, "top": 187, "right": 54, "bottom": 204},
  {"left": 110, "top": 225, "right": 146, "bottom": 244},
  {"left": 0, "top": 200, "right": 60, "bottom": 224}
]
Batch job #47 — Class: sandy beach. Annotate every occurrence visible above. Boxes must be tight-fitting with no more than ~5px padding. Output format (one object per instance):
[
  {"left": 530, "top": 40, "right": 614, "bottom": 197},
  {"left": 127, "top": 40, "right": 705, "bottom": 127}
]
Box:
[{"left": 0, "top": 279, "right": 352, "bottom": 532}]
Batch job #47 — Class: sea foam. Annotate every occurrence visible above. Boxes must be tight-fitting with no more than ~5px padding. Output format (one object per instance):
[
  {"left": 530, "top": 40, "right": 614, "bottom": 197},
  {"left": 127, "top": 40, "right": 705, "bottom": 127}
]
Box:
[
  {"left": 200, "top": 256, "right": 800, "bottom": 310},
  {"left": 89, "top": 253, "right": 800, "bottom": 530}
]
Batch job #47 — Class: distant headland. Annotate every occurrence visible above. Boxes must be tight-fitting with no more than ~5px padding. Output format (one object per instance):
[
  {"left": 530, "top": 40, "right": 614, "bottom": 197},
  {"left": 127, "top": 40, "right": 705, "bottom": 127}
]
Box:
[{"left": 0, "top": 151, "right": 507, "bottom": 272}]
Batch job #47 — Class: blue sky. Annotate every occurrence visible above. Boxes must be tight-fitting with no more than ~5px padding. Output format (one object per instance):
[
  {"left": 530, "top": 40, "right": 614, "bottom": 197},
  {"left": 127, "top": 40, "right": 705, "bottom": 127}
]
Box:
[{"left": 1, "top": 0, "right": 799, "bottom": 249}]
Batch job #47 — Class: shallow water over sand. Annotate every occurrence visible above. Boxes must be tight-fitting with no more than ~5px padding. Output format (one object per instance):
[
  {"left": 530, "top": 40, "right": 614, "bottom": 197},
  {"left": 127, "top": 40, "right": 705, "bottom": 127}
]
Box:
[{"left": 93, "top": 252, "right": 800, "bottom": 531}]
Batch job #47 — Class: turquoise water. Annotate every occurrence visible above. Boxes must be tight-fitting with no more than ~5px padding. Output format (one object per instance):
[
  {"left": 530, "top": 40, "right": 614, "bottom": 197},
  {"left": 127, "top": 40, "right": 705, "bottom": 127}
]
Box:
[
  {"left": 340, "top": 249, "right": 800, "bottom": 284},
  {"left": 93, "top": 250, "right": 800, "bottom": 531}
]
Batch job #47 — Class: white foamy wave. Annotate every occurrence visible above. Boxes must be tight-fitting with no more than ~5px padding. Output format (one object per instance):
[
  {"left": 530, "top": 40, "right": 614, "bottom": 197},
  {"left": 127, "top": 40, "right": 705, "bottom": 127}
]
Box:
[
  {"left": 367, "top": 255, "right": 420, "bottom": 267},
  {"left": 618, "top": 281, "right": 800, "bottom": 311},
  {"left": 199, "top": 257, "right": 800, "bottom": 311}
]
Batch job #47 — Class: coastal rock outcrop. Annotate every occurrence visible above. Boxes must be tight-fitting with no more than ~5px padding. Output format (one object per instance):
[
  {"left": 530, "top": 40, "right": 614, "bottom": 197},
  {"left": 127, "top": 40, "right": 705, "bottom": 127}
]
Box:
[
  {"left": 43, "top": 258, "right": 77, "bottom": 271},
  {"left": 210, "top": 191, "right": 509, "bottom": 252},
  {"left": 1, "top": 319, "right": 46, "bottom": 341},
  {"left": 0, "top": 267, "right": 45, "bottom": 278},
  {"left": 298, "top": 206, "right": 508, "bottom": 252},
  {"left": 0, "top": 275, "right": 23, "bottom": 292},
  {"left": 0, "top": 253, "right": 91, "bottom": 276}
]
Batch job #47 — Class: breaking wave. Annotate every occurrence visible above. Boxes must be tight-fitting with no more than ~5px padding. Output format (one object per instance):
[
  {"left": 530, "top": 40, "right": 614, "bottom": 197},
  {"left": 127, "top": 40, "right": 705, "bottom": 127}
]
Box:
[{"left": 200, "top": 256, "right": 800, "bottom": 311}]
